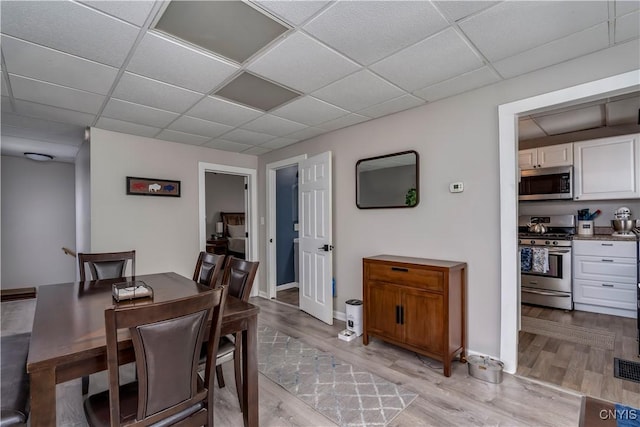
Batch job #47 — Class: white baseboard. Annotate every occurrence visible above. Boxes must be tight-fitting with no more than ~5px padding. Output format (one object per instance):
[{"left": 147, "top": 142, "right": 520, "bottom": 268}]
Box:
[
  {"left": 258, "top": 291, "right": 270, "bottom": 299},
  {"left": 334, "top": 310, "right": 346, "bottom": 322},
  {"left": 276, "top": 282, "right": 299, "bottom": 291}
]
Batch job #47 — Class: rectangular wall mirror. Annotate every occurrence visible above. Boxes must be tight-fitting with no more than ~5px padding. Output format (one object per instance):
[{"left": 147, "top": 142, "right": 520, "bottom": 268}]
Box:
[{"left": 356, "top": 150, "right": 419, "bottom": 209}]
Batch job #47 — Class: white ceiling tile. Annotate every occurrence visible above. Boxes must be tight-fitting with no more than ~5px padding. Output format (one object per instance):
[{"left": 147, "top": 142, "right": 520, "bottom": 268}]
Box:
[
  {"left": 102, "top": 98, "right": 179, "bottom": 128},
  {"left": 434, "top": 1, "right": 500, "bottom": 22},
  {"left": 9, "top": 74, "right": 105, "bottom": 114},
  {"left": 271, "top": 96, "right": 349, "bottom": 126},
  {"left": 247, "top": 31, "right": 360, "bottom": 93},
  {"left": 615, "top": 11, "right": 640, "bottom": 43},
  {"left": 312, "top": 70, "right": 405, "bottom": 112},
  {"left": 357, "top": 95, "right": 425, "bottom": 119},
  {"left": 127, "top": 33, "right": 239, "bottom": 94},
  {"left": 241, "top": 114, "right": 307, "bottom": 136},
  {"left": 155, "top": 129, "right": 212, "bottom": 145},
  {"left": 1, "top": 112, "right": 84, "bottom": 145},
  {"left": 493, "top": 24, "right": 609, "bottom": 79},
  {"left": 95, "top": 117, "right": 161, "bottom": 138},
  {"left": 285, "top": 126, "right": 326, "bottom": 141},
  {"left": 242, "top": 146, "right": 272, "bottom": 155},
  {"left": 260, "top": 136, "right": 298, "bottom": 150},
  {"left": 616, "top": 0, "right": 640, "bottom": 16},
  {"left": 187, "top": 96, "right": 263, "bottom": 126},
  {"left": 534, "top": 105, "right": 605, "bottom": 135},
  {"left": 168, "top": 115, "right": 233, "bottom": 138},
  {"left": 0, "top": 134, "right": 79, "bottom": 162},
  {"left": 304, "top": 1, "right": 448, "bottom": 65},
  {"left": 458, "top": 1, "right": 609, "bottom": 62},
  {"left": 253, "top": 1, "right": 330, "bottom": 25},
  {"left": 111, "top": 72, "right": 203, "bottom": 113},
  {"left": 13, "top": 99, "right": 96, "bottom": 126},
  {"left": 78, "top": 1, "right": 156, "bottom": 26},
  {"left": 1, "top": 35, "right": 119, "bottom": 95},
  {"left": 413, "top": 67, "right": 499, "bottom": 102},
  {"left": 222, "top": 128, "right": 275, "bottom": 145},
  {"left": 0, "top": 1, "right": 140, "bottom": 67},
  {"left": 607, "top": 96, "right": 640, "bottom": 125},
  {"left": 204, "top": 139, "right": 252, "bottom": 153},
  {"left": 518, "top": 118, "right": 547, "bottom": 141},
  {"left": 316, "top": 113, "right": 370, "bottom": 131},
  {"left": 2, "top": 79, "right": 9, "bottom": 97},
  {"left": 371, "top": 28, "right": 484, "bottom": 92}
]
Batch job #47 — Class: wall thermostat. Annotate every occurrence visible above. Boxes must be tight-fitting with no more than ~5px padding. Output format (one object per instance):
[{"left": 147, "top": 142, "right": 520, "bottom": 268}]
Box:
[{"left": 449, "top": 182, "right": 464, "bottom": 193}]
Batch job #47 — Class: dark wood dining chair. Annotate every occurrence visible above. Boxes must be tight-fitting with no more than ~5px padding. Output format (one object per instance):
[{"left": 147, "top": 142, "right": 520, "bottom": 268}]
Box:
[
  {"left": 83, "top": 286, "right": 227, "bottom": 427},
  {"left": 215, "top": 256, "right": 259, "bottom": 411},
  {"left": 78, "top": 250, "right": 136, "bottom": 282},
  {"left": 193, "top": 251, "right": 225, "bottom": 288}
]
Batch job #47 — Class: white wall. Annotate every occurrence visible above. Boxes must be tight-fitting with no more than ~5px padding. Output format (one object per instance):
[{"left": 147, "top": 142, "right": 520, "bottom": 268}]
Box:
[
  {"left": 1, "top": 156, "right": 76, "bottom": 288},
  {"left": 205, "top": 172, "right": 245, "bottom": 237},
  {"left": 89, "top": 128, "right": 257, "bottom": 279},
  {"left": 257, "top": 40, "right": 640, "bottom": 358},
  {"left": 75, "top": 141, "right": 91, "bottom": 265}
]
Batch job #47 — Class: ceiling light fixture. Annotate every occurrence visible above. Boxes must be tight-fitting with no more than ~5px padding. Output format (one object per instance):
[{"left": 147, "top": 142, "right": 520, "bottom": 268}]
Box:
[{"left": 24, "top": 152, "right": 54, "bottom": 161}]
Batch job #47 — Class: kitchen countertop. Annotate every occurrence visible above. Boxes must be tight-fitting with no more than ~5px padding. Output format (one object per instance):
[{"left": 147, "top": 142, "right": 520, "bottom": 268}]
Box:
[{"left": 573, "top": 226, "right": 638, "bottom": 241}]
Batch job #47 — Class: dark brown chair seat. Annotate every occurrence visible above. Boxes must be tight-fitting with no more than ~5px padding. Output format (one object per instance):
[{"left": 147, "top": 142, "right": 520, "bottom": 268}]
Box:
[{"left": 1, "top": 333, "right": 31, "bottom": 427}]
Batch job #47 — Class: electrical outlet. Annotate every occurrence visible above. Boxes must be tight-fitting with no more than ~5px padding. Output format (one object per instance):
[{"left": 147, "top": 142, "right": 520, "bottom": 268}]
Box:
[
  {"left": 449, "top": 182, "right": 464, "bottom": 193},
  {"left": 294, "top": 223, "right": 299, "bottom": 231}
]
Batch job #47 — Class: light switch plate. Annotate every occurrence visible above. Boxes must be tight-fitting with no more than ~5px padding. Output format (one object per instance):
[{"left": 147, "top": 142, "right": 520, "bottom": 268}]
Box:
[
  {"left": 449, "top": 182, "right": 464, "bottom": 193},
  {"left": 294, "top": 223, "right": 299, "bottom": 231}
]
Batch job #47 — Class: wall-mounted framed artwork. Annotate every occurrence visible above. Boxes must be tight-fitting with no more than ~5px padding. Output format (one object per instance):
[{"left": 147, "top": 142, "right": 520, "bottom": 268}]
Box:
[{"left": 126, "top": 176, "right": 180, "bottom": 197}]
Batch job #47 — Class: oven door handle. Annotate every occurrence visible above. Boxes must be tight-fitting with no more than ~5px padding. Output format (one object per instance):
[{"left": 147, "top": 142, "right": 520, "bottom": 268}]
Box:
[
  {"left": 547, "top": 249, "right": 570, "bottom": 254},
  {"left": 522, "top": 288, "right": 570, "bottom": 297}
]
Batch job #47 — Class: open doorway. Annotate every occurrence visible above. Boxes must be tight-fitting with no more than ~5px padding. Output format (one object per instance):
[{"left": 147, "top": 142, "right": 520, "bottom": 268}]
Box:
[{"left": 204, "top": 172, "right": 246, "bottom": 259}]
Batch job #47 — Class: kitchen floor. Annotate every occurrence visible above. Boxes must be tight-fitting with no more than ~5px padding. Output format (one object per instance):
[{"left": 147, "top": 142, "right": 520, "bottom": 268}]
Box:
[{"left": 518, "top": 304, "right": 640, "bottom": 406}]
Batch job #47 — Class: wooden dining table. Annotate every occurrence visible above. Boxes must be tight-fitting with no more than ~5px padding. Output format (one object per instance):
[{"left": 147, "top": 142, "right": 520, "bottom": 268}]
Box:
[{"left": 26, "top": 272, "right": 260, "bottom": 427}]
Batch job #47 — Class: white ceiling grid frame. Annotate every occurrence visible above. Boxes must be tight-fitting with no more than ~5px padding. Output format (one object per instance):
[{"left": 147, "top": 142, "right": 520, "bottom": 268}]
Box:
[
  {"left": 186, "top": 95, "right": 264, "bottom": 127},
  {"left": 111, "top": 72, "right": 203, "bottom": 113},
  {"left": 270, "top": 95, "right": 350, "bottom": 126},
  {"left": 12, "top": 98, "right": 97, "bottom": 127},
  {"left": 241, "top": 114, "right": 308, "bottom": 137},
  {"left": 615, "top": 11, "right": 640, "bottom": 43},
  {"left": 204, "top": 138, "right": 253, "bottom": 153},
  {"left": 96, "top": 116, "right": 161, "bottom": 138},
  {"left": 155, "top": 128, "right": 212, "bottom": 146},
  {"left": 167, "top": 115, "right": 234, "bottom": 139},
  {"left": 356, "top": 94, "right": 425, "bottom": 119},
  {"left": 101, "top": 98, "right": 180, "bottom": 129},
  {"left": 222, "top": 128, "right": 276, "bottom": 145},
  {"left": 252, "top": 0, "right": 332, "bottom": 27},
  {"left": 316, "top": 113, "right": 370, "bottom": 131},
  {"left": 78, "top": 0, "right": 157, "bottom": 27},
  {"left": 413, "top": 66, "right": 500, "bottom": 102}
]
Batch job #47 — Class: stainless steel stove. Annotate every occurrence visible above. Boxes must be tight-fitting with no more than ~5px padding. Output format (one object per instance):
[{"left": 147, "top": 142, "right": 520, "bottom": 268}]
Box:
[{"left": 518, "top": 215, "right": 575, "bottom": 310}]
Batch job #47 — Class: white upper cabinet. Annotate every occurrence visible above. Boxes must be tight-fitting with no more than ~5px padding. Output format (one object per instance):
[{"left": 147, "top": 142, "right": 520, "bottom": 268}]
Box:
[
  {"left": 573, "top": 133, "right": 640, "bottom": 201},
  {"left": 518, "top": 143, "right": 573, "bottom": 170}
]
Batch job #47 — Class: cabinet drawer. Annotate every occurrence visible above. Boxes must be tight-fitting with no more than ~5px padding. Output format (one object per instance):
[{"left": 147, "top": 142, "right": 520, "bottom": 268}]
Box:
[
  {"left": 573, "top": 279, "right": 637, "bottom": 310},
  {"left": 573, "top": 240, "right": 636, "bottom": 258},
  {"left": 573, "top": 255, "right": 637, "bottom": 283},
  {"left": 366, "top": 263, "right": 443, "bottom": 291}
]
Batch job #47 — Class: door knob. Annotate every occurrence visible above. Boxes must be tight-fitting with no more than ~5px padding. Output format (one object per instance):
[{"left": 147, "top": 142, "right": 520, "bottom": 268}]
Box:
[{"left": 318, "top": 244, "right": 334, "bottom": 252}]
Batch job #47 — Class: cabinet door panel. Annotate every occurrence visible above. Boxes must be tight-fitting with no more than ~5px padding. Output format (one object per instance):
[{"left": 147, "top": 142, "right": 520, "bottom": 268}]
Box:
[
  {"left": 538, "top": 143, "right": 573, "bottom": 168},
  {"left": 518, "top": 149, "right": 537, "bottom": 170},
  {"left": 403, "top": 289, "right": 444, "bottom": 354},
  {"left": 573, "top": 255, "right": 636, "bottom": 283},
  {"left": 365, "top": 281, "right": 400, "bottom": 340}
]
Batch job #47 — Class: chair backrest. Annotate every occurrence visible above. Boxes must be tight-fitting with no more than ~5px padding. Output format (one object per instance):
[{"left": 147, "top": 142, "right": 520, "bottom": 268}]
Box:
[
  {"left": 104, "top": 286, "right": 227, "bottom": 426},
  {"left": 221, "top": 257, "right": 259, "bottom": 301},
  {"left": 78, "top": 251, "right": 136, "bottom": 282},
  {"left": 192, "top": 252, "right": 225, "bottom": 288}
]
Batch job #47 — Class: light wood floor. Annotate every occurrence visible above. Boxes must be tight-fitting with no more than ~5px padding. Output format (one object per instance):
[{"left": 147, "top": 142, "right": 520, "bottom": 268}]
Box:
[
  {"left": 275, "top": 286, "right": 299, "bottom": 306},
  {"left": 518, "top": 304, "right": 640, "bottom": 407},
  {"left": 2, "top": 297, "right": 595, "bottom": 426}
]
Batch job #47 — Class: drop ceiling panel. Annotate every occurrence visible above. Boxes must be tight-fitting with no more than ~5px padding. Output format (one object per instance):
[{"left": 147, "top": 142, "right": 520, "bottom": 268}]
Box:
[
  {"left": 413, "top": 66, "right": 499, "bottom": 102},
  {"left": 167, "top": 115, "right": 233, "bottom": 138},
  {"left": 1, "top": 79, "right": 9, "bottom": 97},
  {"left": 9, "top": 74, "right": 104, "bottom": 114},
  {"left": 304, "top": 1, "right": 448, "bottom": 66},
  {"left": 616, "top": 11, "right": 640, "bottom": 43},
  {"left": 126, "top": 33, "right": 239, "bottom": 94},
  {"left": 254, "top": 1, "right": 330, "bottom": 26},
  {"left": 493, "top": 24, "right": 609, "bottom": 79},
  {"left": 606, "top": 96, "right": 640, "bottom": 125},
  {"left": 204, "top": 139, "right": 252, "bottom": 153},
  {"left": 260, "top": 136, "right": 298, "bottom": 150},
  {"left": 285, "top": 126, "right": 326, "bottom": 141},
  {"left": 311, "top": 70, "right": 405, "bottom": 112},
  {"left": 187, "top": 96, "right": 263, "bottom": 126},
  {"left": 247, "top": 32, "right": 360, "bottom": 93},
  {"left": 222, "top": 128, "right": 275, "bottom": 145},
  {"left": 78, "top": 1, "right": 156, "bottom": 26},
  {"left": 96, "top": 117, "right": 161, "bottom": 138},
  {"left": 111, "top": 72, "right": 203, "bottom": 113},
  {"left": 155, "top": 129, "right": 211, "bottom": 145},
  {"left": 458, "top": 1, "right": 608, "bottom": 62},
  {"left": 0, "top": 1, "right": 140, "bottom": 67},
  {"left": 215, "top": 72, "right": 300, "bottom": 111},
  {"left": 241, "top": 114, "right": 307, "bottom": 136},
  {"left": 242, "top": 146, "right": 272, "bottom": 155},
  {"left": 271, "top": 96, "right": 349, "bottom": 126},
  {"left": 616, "top": 1, "right": 640, "bottom": 16},
  {"left": 1, "top": 35, "right": 119, "bottom": 95},
  {"left": 534, "top": 105, "right": 605, "bottom": 135},
  {"left": 102, "top": 98, "right": 179, "bottom": 128},
  {"left": 357, "top": 94, "right": 425, "bottom": 119},
  {"left": 316, "top": 113, "right": 370, "bottom": 131},
  {"left": 13, "top": 99, "right": 96, "bottom": 126},
  {"left": 518, "top": 118, "right": 547, "bottom": 140},
  {"left": 434, "top": 1, "right": 500, "bottom": 22},
  {"left": 2, "top": 112, "right": 84, "bottom": 145},
  {"left": 371, "top": 28, "right": 484, "bottom": 92}
]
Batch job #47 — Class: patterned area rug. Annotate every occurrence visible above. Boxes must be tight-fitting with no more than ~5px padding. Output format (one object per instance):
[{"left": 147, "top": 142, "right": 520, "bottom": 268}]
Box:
[
  {"left": 258, "top": 326, "right": 417, "bottom": 426},
  {"left": 521, "top": 316, "right": 615, "bottom": 350}
]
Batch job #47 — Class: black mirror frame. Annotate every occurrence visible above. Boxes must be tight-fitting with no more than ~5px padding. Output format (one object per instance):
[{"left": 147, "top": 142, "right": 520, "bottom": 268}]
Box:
[{"left": 355, "top": 150, "right": 419, "bottom": 209}]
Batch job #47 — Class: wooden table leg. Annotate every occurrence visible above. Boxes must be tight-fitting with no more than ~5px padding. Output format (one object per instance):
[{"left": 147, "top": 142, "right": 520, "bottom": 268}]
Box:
[
  {"left": 242, "top": 314, "right": 258, "bottom": 427},
  {"left": 29, "top": 367, "right": 56, "bottom": 427}
]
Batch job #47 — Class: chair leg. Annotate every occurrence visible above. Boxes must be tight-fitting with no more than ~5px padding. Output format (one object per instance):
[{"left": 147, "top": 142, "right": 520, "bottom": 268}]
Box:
[
  {"left": 82, "top": 375, "right": 89, "bottom": 395},
  {"left": 234, "top": 341, "right": 243, "bottom": 413},
  {"left": 216, "top": 365, "right": 225, "bottom": 388}
]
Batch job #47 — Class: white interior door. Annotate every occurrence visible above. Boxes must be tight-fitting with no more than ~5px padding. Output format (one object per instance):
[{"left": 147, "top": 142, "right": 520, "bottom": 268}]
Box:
[{"left": 299, "top": 151, "right": 333, "bottom": 324}]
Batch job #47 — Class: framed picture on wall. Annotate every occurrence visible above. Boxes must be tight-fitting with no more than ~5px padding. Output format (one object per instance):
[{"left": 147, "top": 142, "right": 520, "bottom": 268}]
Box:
[{"left": 126, "top": 176, "right": 181, "bottom": 197}]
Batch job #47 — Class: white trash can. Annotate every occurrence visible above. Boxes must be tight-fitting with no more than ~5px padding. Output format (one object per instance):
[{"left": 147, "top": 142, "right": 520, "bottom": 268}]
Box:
[{"left": 345, "top": 299, "right": 363, "bottom": 337}]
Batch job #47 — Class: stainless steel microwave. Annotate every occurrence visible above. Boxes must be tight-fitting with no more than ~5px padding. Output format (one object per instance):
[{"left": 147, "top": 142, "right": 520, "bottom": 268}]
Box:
[{"left": 519, "top": 166, "right": 573, "bottom": 201}]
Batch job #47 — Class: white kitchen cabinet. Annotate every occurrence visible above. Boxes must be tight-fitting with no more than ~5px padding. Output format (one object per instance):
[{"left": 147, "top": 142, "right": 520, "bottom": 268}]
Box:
[
  {"left": 573, "top": 133, "right": 640, "bottom": 200},
  {"left": 518, "top": 143, "right": 573, "bottom": 170},
  {"left": 573, "top": 240, "right": 637, "bottom": 318}
]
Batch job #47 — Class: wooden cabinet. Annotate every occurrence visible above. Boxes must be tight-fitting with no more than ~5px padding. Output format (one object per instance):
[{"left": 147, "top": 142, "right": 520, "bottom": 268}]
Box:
[
  {"left": 573, "top": 240, "right": 637, "bottom": 318},
  {"left": 573, "top": 133, "right": 640, "bottom": 200},
  {"left": 519, "top": 143, "right": 573, "bottom": 170},
  {"left": 363, "top": 255, "right": 466, "bottom": 377}
]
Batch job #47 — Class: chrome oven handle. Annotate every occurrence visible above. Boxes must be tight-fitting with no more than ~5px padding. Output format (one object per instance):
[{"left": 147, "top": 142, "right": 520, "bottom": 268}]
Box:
[{"left": 522, "top": 288, "right": 570, "bottom": 297}]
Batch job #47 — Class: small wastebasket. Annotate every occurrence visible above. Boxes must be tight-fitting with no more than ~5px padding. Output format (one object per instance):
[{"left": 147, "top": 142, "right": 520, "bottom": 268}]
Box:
[{"left": 345, "top": 299, "right": 363, "bottom": 337}]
